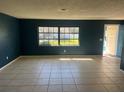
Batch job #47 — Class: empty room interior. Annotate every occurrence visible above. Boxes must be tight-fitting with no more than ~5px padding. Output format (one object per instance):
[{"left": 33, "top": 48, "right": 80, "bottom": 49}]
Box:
[{"left": 1, "top": 0, "right": 124, "bottom": 92}]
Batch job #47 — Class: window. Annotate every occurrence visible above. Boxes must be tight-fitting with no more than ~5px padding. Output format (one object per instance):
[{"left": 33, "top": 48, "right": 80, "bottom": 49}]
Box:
[
  {"left": 39, "top": 27, "right": 58, "bottom": 46},
  {"left": 38, "top": 27, "right": 79, "bottom": 46},
  {"left": 60, "top": 27, "right": 79, "bottom": 46}
]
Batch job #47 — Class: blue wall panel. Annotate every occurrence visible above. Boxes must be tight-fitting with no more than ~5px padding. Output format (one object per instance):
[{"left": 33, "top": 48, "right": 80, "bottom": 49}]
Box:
[{"left": 0, "top": 13, "right": 20, "bottom": 68}]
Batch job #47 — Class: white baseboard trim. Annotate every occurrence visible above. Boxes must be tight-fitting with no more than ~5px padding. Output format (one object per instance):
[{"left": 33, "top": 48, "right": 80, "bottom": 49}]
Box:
[
  {"left": 0, "top": 56, "right": 21, "bottom": 71},
  {"left": 120, "top": 69, "right": 124, "bottom": 73}
]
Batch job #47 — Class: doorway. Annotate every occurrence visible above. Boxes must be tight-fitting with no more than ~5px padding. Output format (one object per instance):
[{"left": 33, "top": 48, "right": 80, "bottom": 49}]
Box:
[{"left": 103, "top": 24, "right": 120, "bottom": 56}]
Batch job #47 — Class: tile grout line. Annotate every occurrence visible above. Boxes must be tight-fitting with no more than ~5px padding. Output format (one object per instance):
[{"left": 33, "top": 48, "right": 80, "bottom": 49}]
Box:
[
  {"left": 60, "top": 65, "right": 63, "bottom": 92},
  {"left": 70, "top": 62, "right": 78, "bottom": 92},
  {"left": 33, "top": 62, "right": 44, "bottom": 92},
  {"left": 46, "top": 64, "right": 52, "bottom": 92}
]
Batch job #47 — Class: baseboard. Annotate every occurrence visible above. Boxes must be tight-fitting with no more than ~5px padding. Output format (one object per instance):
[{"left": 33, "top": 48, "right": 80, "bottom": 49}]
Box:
[
  {"left": 0, "top": 56, "right": 21, "bottom": 71},
  {"left": 20, "top": 55, "right": 101, "bottom": 57},
  {"left": 120, "top": 69, "right": 124, "bottom": 73}
]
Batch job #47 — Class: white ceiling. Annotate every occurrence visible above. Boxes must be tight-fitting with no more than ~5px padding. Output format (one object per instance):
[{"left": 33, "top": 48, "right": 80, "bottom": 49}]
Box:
[{"left": 0, "top": 0, "right": 124, "bottom": 20}]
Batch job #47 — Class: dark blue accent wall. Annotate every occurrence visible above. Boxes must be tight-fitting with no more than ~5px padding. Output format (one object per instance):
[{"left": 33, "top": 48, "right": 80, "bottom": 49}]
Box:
[
  {"left": 20, "top": 20, "right": 104, "bottom": 55},
  {"left": 120, "top": 25, "right": 124, "bottom": 70},
  {"left": 0, "top": 13, "right": 20, "bottom": 68},
  {"left": 19, "top": 19, "right": 124, "bottom": 55},
  {"left": 117, "top": 25, "right": 124, "bottom": 57},
  {"left": 120, "top": 47, "right": 124, "bottom": 70}
]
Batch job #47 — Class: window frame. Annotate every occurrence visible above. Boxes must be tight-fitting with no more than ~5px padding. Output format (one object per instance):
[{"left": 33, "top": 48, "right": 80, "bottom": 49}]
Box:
[
  {"left": 38, "top": 26, "right": 59, "bottom": 46},
  {"left": 38, "top": 26, "right": 80, "bottom": 47},
  {"left": 59, "top": 27, "right": 80, "bottom": 46}
]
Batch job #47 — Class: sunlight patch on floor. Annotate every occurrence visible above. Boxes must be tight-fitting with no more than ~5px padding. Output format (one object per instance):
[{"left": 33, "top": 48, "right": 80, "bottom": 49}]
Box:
[{"left": 59, "top": 58, "right": 93, "bottom": 61}]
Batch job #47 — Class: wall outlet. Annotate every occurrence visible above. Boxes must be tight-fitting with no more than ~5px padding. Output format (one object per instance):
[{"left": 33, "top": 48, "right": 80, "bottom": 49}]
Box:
[
  {"left": 64, "top": 50, "right": 66, "bottom": 53},
  {"left": 6, "top": 56, "right": 8, "bottom": 60},
  {"left": 99, "top": 38, "right": 103, "bottom": 42}
]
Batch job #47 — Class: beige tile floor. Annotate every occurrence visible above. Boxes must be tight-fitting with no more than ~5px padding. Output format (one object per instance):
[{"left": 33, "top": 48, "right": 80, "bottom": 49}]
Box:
[{"left": 0, "top": 55, "right": 124, "bottom": 92}]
